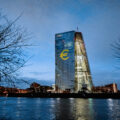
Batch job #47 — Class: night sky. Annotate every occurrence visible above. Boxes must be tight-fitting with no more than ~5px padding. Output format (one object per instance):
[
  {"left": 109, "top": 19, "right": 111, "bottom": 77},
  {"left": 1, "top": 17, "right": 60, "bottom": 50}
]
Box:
[{"left": 1, "top": 0, "right": 120, "bottom": 88}]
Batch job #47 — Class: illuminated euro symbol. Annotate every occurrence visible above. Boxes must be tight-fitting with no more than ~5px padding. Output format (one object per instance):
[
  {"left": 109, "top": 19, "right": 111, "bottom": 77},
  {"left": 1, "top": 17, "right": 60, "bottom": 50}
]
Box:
[{"left": 60, "top": 49, "right": 69, "bottom": 60}]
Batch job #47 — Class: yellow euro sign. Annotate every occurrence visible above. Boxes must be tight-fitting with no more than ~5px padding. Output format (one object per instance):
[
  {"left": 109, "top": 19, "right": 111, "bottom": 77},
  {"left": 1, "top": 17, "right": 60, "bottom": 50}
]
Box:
[{"left": 60, "top": 49, "right": 69, "bottom": 60}]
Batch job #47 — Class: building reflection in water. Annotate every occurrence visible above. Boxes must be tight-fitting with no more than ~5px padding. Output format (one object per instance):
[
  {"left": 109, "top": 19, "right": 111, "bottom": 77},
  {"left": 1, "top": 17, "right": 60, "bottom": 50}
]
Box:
[
  {"left": 53, "top": 98, "right": 74, "bottom": 120},
  {"left": 53, "top": 98, "right": 95, "bottom": 120},
  {"left": 73, "top": 98, "right": 94, "bottom": 120},
  {"left": 1, "top": 98, "right": 120, "bottom": 120},
  {"left": 107, "top": 99, "right": 120, "bottom": 120}
]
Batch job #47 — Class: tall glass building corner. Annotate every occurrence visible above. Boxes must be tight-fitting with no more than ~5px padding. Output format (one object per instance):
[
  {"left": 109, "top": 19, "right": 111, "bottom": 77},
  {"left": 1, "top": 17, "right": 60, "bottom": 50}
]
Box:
[{"left": 55, "top": 31, "right": 93, "bottom": 93}]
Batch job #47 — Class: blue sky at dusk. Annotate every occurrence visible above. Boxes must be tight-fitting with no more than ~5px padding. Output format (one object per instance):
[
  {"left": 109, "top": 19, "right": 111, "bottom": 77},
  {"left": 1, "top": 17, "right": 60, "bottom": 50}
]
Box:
[{"left": 0, "top": 0, "right": 120, "bottom": 88}]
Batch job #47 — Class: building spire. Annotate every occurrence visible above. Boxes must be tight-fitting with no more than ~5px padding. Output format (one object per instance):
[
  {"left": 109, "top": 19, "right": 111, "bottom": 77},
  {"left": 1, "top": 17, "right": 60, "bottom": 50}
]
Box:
[{"left": 76, "top": 26, "right": 79, "bottom": 32}]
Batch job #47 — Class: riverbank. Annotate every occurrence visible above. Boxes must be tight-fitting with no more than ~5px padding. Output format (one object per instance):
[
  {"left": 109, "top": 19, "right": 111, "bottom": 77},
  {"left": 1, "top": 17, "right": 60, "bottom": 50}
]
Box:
[{"left": 1, "top": 93, "right": 120, "bottom": 98}]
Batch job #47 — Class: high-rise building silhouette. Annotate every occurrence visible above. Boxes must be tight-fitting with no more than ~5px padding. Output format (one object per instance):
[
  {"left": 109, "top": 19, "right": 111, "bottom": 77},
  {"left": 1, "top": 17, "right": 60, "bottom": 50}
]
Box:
[{"left": 55, "top": 31, "right": 93, "bottom": 93}]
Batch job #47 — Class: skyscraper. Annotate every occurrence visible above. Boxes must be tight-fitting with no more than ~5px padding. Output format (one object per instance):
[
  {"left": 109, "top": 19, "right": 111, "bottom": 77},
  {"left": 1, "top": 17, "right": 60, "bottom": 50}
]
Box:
[{"left": 55, "top": 31, "right": 93, "bottom": 93}]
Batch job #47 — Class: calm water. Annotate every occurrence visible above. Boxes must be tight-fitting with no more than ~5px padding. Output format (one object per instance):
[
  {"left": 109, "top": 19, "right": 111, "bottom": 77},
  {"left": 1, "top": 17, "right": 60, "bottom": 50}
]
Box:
[{"left": 0, "top": 97, "right": 120, "bottom": 120}]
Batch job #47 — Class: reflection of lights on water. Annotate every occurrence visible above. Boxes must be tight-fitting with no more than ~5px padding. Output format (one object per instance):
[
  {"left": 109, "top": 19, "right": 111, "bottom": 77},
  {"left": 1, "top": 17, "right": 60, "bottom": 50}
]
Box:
[
  {"left": 50, "top": 98, "right": 55, "bottom": 108},
  {"left": 108, "top": 98, "right": 112, "bottom": 101},
  {"left": 88, "top": 98, "right": 93, "bottom": 107},
  {"left": 88, "top": 98, "right": 93, "bottom": 106},
  {"left": 74, "top": 99, "right": 94, "bottom": 120},
  {"left": 56, "top": 98, "right": 60, "bottom": 101},
  {"left": 89, "top": 98, "right": 93, "bottom": 103},
  {"left": 69, "top": 98, "right": 74, "bottom": 103},
  {"left": 108, "top": 99, "right": 113, "bottom": 111},
  {"left": 69, "top": 98, "right": 74, "bottom": 100},
  {"left": 16, "top": 97, "right": 22, "bottom": 117},
  {"left": 56, "top": 98, "right": 61, "bottom": 104},
  {"left": 88, "top": 98, "right": 94, "bottom": 116},
  {"left": 17, "top": 97, "right": 21, "bottom": 104},
  {"left": 50, "top": 98, "right": 55, "bottom": 103}
]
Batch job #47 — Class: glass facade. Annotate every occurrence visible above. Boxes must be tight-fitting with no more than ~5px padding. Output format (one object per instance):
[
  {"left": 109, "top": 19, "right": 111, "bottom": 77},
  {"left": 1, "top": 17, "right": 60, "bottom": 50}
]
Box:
[
  {"left": 74, "top": 33, "right": 93, "bottom": 92},
  {"left": 55, "top": 31, "right": 75, "bottom": 92},
  {"left": 55, "top": 31, "right": 93, "bottom": 92}
]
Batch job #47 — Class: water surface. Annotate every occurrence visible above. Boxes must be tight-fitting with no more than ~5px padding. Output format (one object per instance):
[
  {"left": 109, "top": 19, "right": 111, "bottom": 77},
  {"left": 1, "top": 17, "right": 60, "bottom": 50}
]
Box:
[{"left": 0, "top": 97, "right": 120, "bottom": 120}]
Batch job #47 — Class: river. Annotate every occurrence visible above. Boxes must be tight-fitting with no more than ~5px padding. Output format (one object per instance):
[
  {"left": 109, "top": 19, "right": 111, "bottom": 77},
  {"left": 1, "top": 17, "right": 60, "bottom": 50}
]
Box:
[{"left": 0, "top": 97, "right": 120, "bottom": 120}]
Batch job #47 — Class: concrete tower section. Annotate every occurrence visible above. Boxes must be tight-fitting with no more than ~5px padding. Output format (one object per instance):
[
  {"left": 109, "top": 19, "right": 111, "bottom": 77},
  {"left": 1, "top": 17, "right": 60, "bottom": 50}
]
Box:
[{"left": 55, "top": 31, "right": 93, "bottom": 93}]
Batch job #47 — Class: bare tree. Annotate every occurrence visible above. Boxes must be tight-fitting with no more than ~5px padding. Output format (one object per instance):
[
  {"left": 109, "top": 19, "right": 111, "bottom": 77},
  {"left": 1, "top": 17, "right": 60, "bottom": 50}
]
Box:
[
  {"left": 111, "top": 39, "right": 120, "bottom": 70},
  {"left": 0, "top": 15, "right": 31, "bottom": 87},
  {"left": 112, "top": 39, "right": 120, "bottom": 57}
]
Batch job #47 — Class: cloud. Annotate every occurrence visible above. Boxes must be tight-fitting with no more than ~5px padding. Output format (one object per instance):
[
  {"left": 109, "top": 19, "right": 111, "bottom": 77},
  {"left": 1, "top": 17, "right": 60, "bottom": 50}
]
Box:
[
  {"left": 16, "top": 77, "right": 54, "bottom": 89},
  {"left": 30, "top": 71, "right": 50, "bottom": 75}
]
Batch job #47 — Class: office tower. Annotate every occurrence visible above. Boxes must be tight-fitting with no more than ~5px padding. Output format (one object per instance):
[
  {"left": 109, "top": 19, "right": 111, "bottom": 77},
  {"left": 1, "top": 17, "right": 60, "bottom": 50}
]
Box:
[{"left": 55, "top": 31, "right": 93, "bottom": 93}]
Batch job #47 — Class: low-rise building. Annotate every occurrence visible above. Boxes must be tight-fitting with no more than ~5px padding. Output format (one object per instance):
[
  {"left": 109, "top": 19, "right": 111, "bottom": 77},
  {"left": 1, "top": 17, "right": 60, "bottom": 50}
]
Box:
[
  {"left": 30, "top": 82, "right": 53, "bottom": 93},
  {"left": 92, "top": 83, "right": 118, "bottom": 93}
]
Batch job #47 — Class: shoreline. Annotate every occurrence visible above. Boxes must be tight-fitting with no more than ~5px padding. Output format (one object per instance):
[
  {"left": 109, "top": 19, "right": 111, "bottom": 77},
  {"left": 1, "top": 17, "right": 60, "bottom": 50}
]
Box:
[{"left": 1, "top": 93, "right": 120, "bottom": 99}]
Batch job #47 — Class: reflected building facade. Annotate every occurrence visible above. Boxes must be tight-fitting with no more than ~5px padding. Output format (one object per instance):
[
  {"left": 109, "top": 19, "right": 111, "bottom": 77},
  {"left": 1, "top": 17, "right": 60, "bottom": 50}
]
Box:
[{"left": 55, "top": 31, "right": 93, "bottom": 92}]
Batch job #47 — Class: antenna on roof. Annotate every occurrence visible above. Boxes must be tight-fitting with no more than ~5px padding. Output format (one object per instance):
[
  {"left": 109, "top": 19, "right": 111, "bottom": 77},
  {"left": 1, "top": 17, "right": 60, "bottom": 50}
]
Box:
[{"left": 76, "top": 26, "right": 79, "bottom": 32}]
